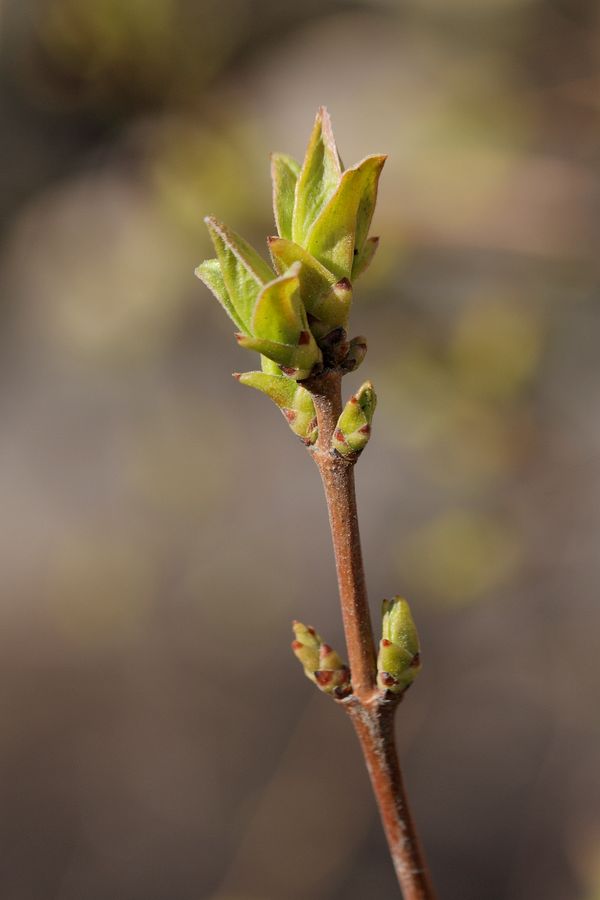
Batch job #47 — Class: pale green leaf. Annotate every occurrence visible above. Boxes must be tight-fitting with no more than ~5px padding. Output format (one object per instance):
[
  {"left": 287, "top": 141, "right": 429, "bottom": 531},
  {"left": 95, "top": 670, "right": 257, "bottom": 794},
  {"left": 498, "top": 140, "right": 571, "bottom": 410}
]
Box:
[
  {"left": 195, "top": 258, "right": 245, "bottom": 332},
  {"left": 251, "top": 264, "right": 307, "bottom": 345},
  {"left": 271, "top": 153, "right": 300, "bottom": 240},
  {"left": 306, "top": 155, "right": 386, "bottom": 279},
  {"left": 205, "top": 216, "right": 273, "bottom": 333},
  {"left": 292, "top": 107, "right": 342, "bottom": 245},
  {"left": 267, "top": 237, "right": 335, "bottom": 314}
]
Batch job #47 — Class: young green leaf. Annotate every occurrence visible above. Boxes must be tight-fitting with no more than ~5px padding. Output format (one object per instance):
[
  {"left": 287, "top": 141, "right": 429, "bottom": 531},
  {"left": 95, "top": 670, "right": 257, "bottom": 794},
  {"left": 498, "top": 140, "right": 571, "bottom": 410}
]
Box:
[
  {"left": 235, "top": 371, "right": 317, "bottom": 444},
  {"left": 267, "top": 236, "right": 336, "bottom": 307},
  {"left": 292, "top": 107, "right": 342, "bottom": 245},
  {"left": 195, "top": 258, "right": 245, "bottom": 332},
  {"left": 251, "top": 263, "right": 308, "bottom": 345},
  {"left": 306, "top": 155, "right": 386, "bottom": 279},
  {"left": 205, "top": 216, "right": 273, "bottom": 333},
  {"left": 271, "top": 153, "right": 300, "bottom": 241},
  {"left": 234, "top": 333, "right": 320, "bottom": 379}
]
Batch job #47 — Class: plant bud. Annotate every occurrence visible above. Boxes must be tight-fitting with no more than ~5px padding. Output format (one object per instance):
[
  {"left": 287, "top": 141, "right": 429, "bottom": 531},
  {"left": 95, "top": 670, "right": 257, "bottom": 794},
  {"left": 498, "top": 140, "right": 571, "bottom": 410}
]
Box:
[
  {"left": 342, "top": 336, "right": 368, "bottom": 372},
  {"left": 377, "top": 597, "right": 422, "bottom": 694},
  {"left": 331, "top": 381, "right": 377, "bottom": 457},
  {"left": 291, "top": 622, "right": 352, "bottom": 698}
]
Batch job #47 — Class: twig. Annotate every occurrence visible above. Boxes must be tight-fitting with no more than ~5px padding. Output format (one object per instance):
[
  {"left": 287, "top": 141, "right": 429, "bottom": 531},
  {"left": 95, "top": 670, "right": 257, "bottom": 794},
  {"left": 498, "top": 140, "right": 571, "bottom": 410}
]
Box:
[{"left": 307, "top": 370, "right": 436, "bottom": 900}]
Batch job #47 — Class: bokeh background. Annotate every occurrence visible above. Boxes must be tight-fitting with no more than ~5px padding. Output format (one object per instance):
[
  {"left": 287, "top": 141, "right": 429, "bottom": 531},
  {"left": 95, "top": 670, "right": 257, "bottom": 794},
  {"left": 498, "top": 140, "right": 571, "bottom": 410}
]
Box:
[{"left": 1, "top": 0, "right": 599, "bottom": 897}]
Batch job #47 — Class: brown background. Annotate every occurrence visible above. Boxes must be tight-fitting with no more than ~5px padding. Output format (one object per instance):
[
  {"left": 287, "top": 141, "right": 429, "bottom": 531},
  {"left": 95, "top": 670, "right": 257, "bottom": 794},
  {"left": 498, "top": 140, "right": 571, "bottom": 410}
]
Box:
[{"left": 1, "top": 0, "right": 599, "bottom": 897}]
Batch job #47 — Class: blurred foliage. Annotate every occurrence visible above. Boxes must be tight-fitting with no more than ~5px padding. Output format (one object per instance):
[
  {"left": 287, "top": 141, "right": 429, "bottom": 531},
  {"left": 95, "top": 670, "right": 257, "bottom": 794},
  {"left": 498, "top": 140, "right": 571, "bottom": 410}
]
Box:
[{"left": 399, "top": 508, "right": 522, "bottom": 606}]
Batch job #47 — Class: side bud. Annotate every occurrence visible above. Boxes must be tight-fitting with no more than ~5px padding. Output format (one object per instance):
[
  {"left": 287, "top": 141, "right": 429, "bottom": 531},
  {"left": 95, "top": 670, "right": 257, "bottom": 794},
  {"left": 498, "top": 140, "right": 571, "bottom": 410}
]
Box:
[
  {"left": 291, "top": 622, "right": 352, "bottom": 699},
  {"left": 377, "top": 597, "right": 422, "bottom": 694},
  {"left": 331, "top": 381, "right": 377, "bottom": 457}
]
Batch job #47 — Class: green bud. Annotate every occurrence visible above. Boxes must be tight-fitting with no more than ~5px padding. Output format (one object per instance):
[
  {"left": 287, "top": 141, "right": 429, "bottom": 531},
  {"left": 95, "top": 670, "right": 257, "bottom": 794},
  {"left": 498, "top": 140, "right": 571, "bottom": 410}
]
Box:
[
  {"left": 377, "top": 597, "right": 422, "bottom": 694},
  {"left": 331, "top": 381, "right": 377, "bottom": 457},
  {"left": 382, "top": 596, "right": 419, "bottom": 655},
  {"left": 291, "top": 622, "right": 352, "bottom": 699},
  {"left": 271, "top": 153, "right": 300, "bottom": 241},
  {"left": 235, "top": 371, "right": 318, "bottom": 445}
]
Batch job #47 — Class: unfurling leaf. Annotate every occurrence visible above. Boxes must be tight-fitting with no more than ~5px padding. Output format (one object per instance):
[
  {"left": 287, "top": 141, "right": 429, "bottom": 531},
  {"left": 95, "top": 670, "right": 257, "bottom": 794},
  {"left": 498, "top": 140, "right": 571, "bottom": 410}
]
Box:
[
  {"left": 306, "top": 155, "right": 386, "bottom": 279},
  {"left": 292, "top": 107, "right": 342, "bottom": 245},
  {"left": 271, "top": 153, "right": 300, "bottom": 241},
  {"left": 202, "top": 216, "right": 273, "bottom": 333},
  {"left": 235, "top": 371, "right": 317, "bottom": 444}
]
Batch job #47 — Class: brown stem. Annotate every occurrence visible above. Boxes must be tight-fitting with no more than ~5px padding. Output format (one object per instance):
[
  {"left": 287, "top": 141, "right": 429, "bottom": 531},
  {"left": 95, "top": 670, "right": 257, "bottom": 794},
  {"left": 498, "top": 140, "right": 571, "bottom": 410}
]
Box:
[{"left": 306, "top": 369, "right": 436, "bottom": 900}]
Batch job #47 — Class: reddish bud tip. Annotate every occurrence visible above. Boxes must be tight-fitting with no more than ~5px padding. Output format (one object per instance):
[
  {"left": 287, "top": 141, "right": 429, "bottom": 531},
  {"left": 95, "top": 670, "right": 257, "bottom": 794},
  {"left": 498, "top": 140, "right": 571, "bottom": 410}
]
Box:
[
  {"left": 234, "top": 333, "right": 244, "bottom": 343},
  {"left": 350, "top": 395, "right": 359, "bottom": 404},
  {"left": 334, "top": 429, "right": 347, "bottom": 443},
  {"left": 320, "top": 643, "right": 333, "bottom": 657},
  {"left": 410, "top": 652, "right": 421, "bottom": 668},
  {"left": 282, "top": 408, "right": 297, "bottom": 423},
  {"left": 267, "top": 235, "right": 277, "bottom": 245},
  {"left": 298, "top": 330, "right": 311, "bottom": 346},
  {"left": 306, "top": 626, "right": 316, "bottom": 637},
  {"left": 280, "top": 366, "right": 297, "bottom": 376},
  {"left": 291, "top": 640, "right": 303, "bottom": 651},
  {"left": 315, "top": 670, "right": 334, "bottom": 687},
  {"left": 358, "top": 424, "right": 371, "bottom": 435},
  {"left": 335, "top": 277, "right": 352, "bottom": 291},
  {"left": 380, "top": 672, "right": 397, "bottom": 687},
  {"left": 232, "top": 373, "right": 241, "bottom": 381},
  {"left": 381, "top": 639, "right": 392, "bottom": 647},
  {"left": 334, "top": 685, "right": 352, "bottom": 699}
]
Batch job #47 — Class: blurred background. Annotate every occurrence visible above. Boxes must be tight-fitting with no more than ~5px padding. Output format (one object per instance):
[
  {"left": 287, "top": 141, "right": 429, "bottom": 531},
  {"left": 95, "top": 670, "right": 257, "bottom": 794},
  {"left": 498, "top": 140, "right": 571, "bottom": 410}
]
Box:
[{"left": 0, "top": 0, "right": 599, "bottom": 897}]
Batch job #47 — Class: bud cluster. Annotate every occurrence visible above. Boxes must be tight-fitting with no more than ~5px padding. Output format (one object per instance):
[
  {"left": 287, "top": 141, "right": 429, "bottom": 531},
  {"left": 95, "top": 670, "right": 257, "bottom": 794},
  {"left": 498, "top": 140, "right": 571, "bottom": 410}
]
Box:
[{"left": 196, "top": 107, "right": 385, "bottom": 445}]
